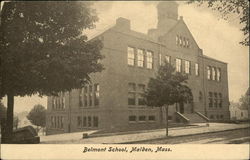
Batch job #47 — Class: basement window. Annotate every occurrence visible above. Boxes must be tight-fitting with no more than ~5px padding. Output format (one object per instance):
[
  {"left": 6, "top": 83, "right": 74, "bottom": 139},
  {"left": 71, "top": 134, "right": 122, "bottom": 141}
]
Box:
[
  {"left": 139, "top": 116, "right": 146, "bottom": 122},
  {"left": 129, "top": 116, "right": 136, "bottom": 122},
  {"left": 148, "top": 115, "right": 155, "bottom": 121}
]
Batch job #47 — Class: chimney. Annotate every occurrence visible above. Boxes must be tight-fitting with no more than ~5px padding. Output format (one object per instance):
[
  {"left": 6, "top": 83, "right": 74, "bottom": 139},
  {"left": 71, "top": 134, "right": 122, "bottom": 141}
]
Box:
[
  {"left": 115, "top": 17, "right": 131, "bottom": 31},
  {"left": 157, "top": 1, "right": 179, "bottom": 31}
]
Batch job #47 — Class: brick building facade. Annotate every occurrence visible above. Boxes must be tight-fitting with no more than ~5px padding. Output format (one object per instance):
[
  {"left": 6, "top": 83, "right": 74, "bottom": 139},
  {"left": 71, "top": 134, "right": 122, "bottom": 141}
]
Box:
[{"left": 46, "top": 2, "right": 230, "bottom": 135}]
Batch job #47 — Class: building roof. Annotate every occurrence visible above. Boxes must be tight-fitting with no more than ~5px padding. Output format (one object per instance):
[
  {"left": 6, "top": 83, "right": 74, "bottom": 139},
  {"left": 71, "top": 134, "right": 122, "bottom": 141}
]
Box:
[
  {"left": 202, "top": 55, "right": 227, "bottom": 64},
  {"left": 90, "top": 20, "right": 228, "bottom": 66}
]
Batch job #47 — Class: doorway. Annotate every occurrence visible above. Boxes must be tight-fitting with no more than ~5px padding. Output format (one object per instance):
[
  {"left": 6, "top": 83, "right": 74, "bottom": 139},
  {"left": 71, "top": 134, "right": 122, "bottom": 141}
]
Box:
[{"left": 180, "top": 102, "right": 184, "bottom": 114}]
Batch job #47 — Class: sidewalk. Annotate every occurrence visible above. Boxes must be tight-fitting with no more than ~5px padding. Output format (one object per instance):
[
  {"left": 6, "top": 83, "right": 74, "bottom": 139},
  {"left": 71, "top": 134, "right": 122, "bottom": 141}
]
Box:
[{"left": 40, "top": 123, "right": 250, "bottom": 144}]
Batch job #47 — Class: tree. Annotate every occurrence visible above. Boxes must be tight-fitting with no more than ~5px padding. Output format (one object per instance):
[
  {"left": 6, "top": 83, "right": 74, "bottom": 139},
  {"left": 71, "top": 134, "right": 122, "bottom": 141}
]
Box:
[
  {"left": 27, "top": 104, "right": 46, "bottom": 133},
  {"left": 0, "top": 2, "right": 103, "bottom": 143},
  {"left": 239, "top": 88, "right": 249, "bottom": 109},
  {"left": 187, "top": 0, "right": 249, "bottom": 46},
  {"left": 145, "top": 63, "right": 193, "bottom": 136},
  {"left": 0, "top": 102, "right": 7, "bottom": 127},
  {"left": 0, "top": 102, "right": 19, "bottom": 131},
  {"left": 13, "top": 116, "right": 19, "bottom": 130}
]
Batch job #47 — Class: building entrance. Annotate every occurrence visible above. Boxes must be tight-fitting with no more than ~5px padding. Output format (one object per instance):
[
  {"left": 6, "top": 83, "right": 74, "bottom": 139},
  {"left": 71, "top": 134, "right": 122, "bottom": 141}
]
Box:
[{"left": 179, "top": 102, "right": 184, "bottom": 114}]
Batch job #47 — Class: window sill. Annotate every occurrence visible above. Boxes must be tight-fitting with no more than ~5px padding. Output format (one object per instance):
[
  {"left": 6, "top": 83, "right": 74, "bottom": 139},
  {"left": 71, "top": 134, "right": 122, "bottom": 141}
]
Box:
[
  {"left": 138, "top": 121, "right": 146, "bottom": 123},
  {"left": 128, "top": 105, "right": 136, "bottom": 106},
  {"left": 80, "top": 106, "right": 99, "bottom": 109},
  {"left": 128, "top": 64, "right": 135, "bottom": 67},
  {"left": 128, "top": 106, "right": 156, "bottom": 109},
  {"left": 148, "top": 120, "right": 156, "bottom": 123},
  {"left": 128, "top": 121, "right": 137, "bottom": 124},
  {"left": 78, "top": 126, "right": 99, "bottom": 129},
  {"left": 51, "top": 109, "right": 65, "bottom": 111}
]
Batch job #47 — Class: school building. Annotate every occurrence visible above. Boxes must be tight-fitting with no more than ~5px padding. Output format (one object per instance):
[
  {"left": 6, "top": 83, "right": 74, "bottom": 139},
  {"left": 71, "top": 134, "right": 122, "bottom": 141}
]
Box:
[{"left": 46, "top": 2, "right": 230, "bottom": 135}]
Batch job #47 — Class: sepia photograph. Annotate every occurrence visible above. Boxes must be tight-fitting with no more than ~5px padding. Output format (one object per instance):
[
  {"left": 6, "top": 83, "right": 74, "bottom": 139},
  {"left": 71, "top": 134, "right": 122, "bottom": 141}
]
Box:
[{"left": 0, "top": 0, "right": 249, "bottom": 159}]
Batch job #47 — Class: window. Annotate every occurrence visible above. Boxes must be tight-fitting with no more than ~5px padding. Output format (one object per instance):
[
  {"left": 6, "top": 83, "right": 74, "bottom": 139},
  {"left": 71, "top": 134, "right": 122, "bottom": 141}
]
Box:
[
  {"left": 210, "top": 115, "right": 214, "bottom": 119},
  {"left": 51, "top": 116, "right": 54, "bottom": 128},
  {"left": 148, "top": 115, "right": 155, "bottom": 121},
  {"left": 207, "top": 66, "right": 211, "bottom": 80},
  {"left": 139, "top": 115, "right": 146, "bottom": 122},
  {"left": 128, "top": 47, "right": 135, "bottom": 66},
  {"left": 59, "top": 116, "right": 61, "bottom": 128},
  {"left": 184, "top": 60, "right": 190, "bottom": 74},
  {"left": 77, "top": 116, "right": 82, "bottom": 128},
  {"left": 84, "top": 86, "right": 88, "bottom": 106},
  {"left": 146, "top": 51, "right": 153, "bottom": 69},
  {"left": 186, "top": 39, "right": 190, "bottom": 48},
  {"left": 129, "top": 116, "right": 136, "bottom": 122},
  {"left": 168, "top": 116, "right": 172, "bottom": 120},
  {"left": 195, "top": 63, "right": 199, "bottom": 76},
  {"left": 137, "top": 49, "right": 144, "bottom": 67},
  {"left": 53, "top": 116, "right": 56, "bottom": 128},
  {"left": 93, "top": 116, "right": 98, "bottom": 127},
  {"left": 55, "top": 117, "right": 58, "bottom": 128},
  {"left": 54, "top": 116, "right": 57, "bottom": 128},
  {"left": 179, "top": 36, "right": 182, "bottom": 46},
  {"left": 217, "top": 68, "right": 221, "bottom": 81},
  {"left": 176, "top": 35, "right": 179, "bottom": 45},
  {"left": 212, "top": 67, "right": 216, "bottom": 80},
  {"left": 94, "top": 84, "right": 100, "bottom": 106},
  {"left": 59, "top": 92, "right": 65, "bottom": 109},
  {"left": 62, "top": 97, "right": 65, "bottom": 109},
  {"left": 60, "top": 116, "right": 64, "bottom": 128},
  {"left": 220, "top": 115, "right": 224, "bottom": 119},
  {"left": 52, "top": 98, "right": 56, "bottom": 109},
  {"left": 88, "top": 116, "right": 91, "bottom": 127},
  {"left": 209, "top": 92, "right": 213, "bottom": 107},
  {"left": 176, "top": 35, "right": 190, "bottom": 48},
  {"left": 89, "top": 85, "right": 92, "bottom": 106},
  {"left": 165, "top": 55, "right": 170, "bottom": 64},
  {"left": 59, "top": 97, "right": 63, "bottom": 109},
  {"left": 79, "top": 88, "right": 83, "bottom": 107},
  {"left": 138, "top": 84, "right": 146, "bottom": 105},
  {"left": 218, "top": 93, "right": 222, "bottom": 108},
  {"left": 214, "top": 92, "right": 218, "bottom": 108},
  {"left": 199, "top": 91, "right": 203, "bottom": 101},
  {"left": 128, "top": 93, "right": 136, "bottom": 105},
  {"left": 128, "top": 83, "right": 136, "bottom": 92},
  {"left": 83, "top": 116, "right": 87, "bottom": 127},
  {"left": 159, "top": 53, "right": 162, "bottom": 66},
  {"left": 216, "top": 115, "right": 220, "bottom": 119},
  {"left": 56, "top": 117, "right": 58, "bottom": 128},
  {"left": 214, "top": 68, "right": 217, "bottom": 80},
  {"left": 55, "top": 98, "right": 59, "bottom": 109},
  {"left": 138, "top": 84, "right": 145, "bottom": 91},
  {"left": 128, "top": 83, "right": 136, "bottom": 105},
  {"left": 176, "top": 58, "right": 182, "bottom": 72},
  {"left": 58, "top": 116, "right": 61, "bottom": 128},
  {"left": 183, "top": 37, "right": 186, "bottom": 47}
]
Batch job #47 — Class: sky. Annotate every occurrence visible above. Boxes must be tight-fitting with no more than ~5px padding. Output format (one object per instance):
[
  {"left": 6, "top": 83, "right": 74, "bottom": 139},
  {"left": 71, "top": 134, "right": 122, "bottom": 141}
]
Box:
[{"left": 1, "top": 1, "right": 249, "bottom": 113}]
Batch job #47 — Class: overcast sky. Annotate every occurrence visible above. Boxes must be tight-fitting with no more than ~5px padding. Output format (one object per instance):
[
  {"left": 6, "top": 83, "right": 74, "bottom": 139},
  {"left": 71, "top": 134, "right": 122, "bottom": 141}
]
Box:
[{"left": 2, "top": 1, "right": 249, "bottom": 113}]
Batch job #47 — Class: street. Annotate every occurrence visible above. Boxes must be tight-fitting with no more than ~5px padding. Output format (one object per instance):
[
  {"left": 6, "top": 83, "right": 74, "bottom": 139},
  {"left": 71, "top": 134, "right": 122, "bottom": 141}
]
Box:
[
  {"left": 132, "top": 128, "right": 250, "bottom": 144},
  {"left": 40, "top": 123, "right": 250, "bottom": 144}
]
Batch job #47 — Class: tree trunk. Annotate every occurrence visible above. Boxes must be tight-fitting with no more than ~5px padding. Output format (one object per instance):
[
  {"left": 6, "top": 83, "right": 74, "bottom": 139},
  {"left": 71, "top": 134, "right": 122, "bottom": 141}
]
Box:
[
  {"left": 165, "top": 105, "right": 169, "bottom": 137},
  {"left": 3, "top": 94, "right": 14, "bottom": 143},
  {"left": 160, "top": 106, "right": 164, "bottom": 125}
]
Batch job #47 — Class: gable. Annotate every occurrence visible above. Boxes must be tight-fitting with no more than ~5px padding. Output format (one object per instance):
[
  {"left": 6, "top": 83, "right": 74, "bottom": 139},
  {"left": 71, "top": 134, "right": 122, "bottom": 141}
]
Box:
[{"left": 158, "top": 19, "right": 201, "bottom": 56}]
